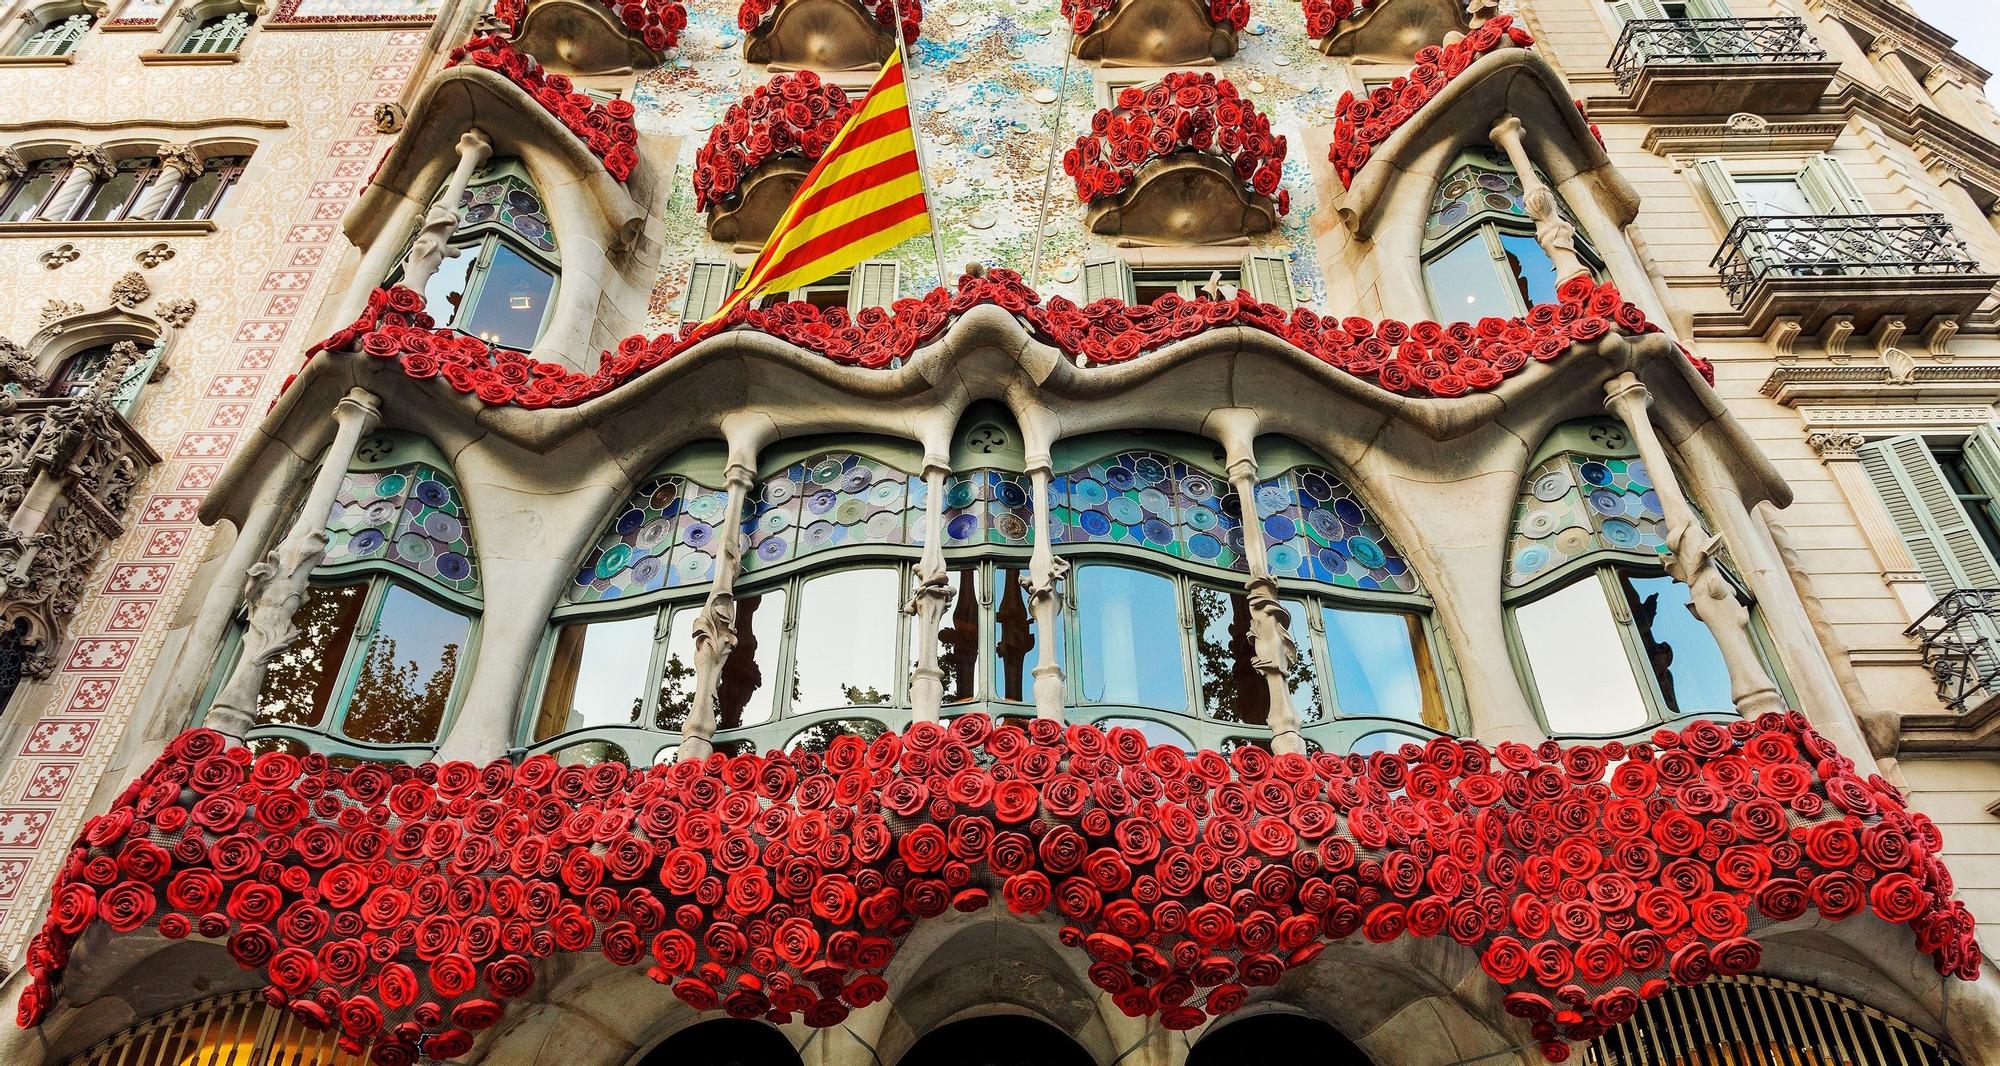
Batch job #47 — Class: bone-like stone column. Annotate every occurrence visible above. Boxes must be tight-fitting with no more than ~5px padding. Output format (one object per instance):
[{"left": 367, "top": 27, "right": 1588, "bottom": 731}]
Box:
[
  {"left": 1489, "top": 115, "right": 1587, "bottom": 284},
  {"left": 905, "top": 452, "right": 956, "bottom": 722},
  {"left": 1019, "top": 407, "right": 1068, "bottom": 721},
  {"left": 38, "top": 146, "right": 113, "bottom": 221},
  {"left": 202, "top": 388, "right": 381, "bottom": 737},
  {"left": 129, "top": 144, "right": 203, "bottom": 221},
  {"left": 399, "top": 129, "right": 492, "bottom": 295},
  {"left": 1602, "top": 373, "right": 1784, "bottom": 718},
  {"left": 678, "top": 458, "right": 754, "bottom": 761},
  {"left": 1213, "top": 410, "right": 1304, "bottom": 755}
]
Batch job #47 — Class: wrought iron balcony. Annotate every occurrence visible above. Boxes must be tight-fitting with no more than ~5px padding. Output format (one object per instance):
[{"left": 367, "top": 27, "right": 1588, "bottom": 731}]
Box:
[
  {"left": 1905, "top": 588, "right": 2000, "bottom": 713},
  {"left": 1710, "top": 213, "right": 1997, "bottom": 334},
  {"left": 1610, "top": 18, "right": 1837, "bottom": 115}
]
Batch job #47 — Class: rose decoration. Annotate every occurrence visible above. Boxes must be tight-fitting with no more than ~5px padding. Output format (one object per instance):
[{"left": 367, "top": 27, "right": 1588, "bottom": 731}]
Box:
[
  {"left": 445, "top": 34, "right": 640, "bottom": 183},
  {"left": 1063, "top": 0, "right": 1249, "bottom": 36},
  {"left": 693, "top": 72, "right": 857, "bottom": 212},
  {"left": 1065, "top": 71, "right": 1290, "bottom": 215},
  {"left": 20, "top": 714, "right": 1980, "bottom": 1065},
  {"left": 492, "top": 0, "right": 688, "bottom": 53},
  {"left": 1330, "top": 15, "right": 1535, "bottom": 187},
  {"left": 1301, "top": 0, "right": 1382, "bottom": 37},
  {"left": 737, "top": 0, "right": 920, "bottom": 45}
]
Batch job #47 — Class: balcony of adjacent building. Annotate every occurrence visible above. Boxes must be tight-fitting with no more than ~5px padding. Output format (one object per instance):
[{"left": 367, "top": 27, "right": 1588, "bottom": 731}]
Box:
[
  {"left": 1709, "top": 212, "right": 1996, "bottom": 336},
  {"left": 1609, "top": 16, "right": 1838, "bottom": 116}
]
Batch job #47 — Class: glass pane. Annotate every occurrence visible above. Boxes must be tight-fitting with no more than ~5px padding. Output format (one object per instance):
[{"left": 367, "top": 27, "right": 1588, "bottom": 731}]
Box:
[
  {"left": 1621, "top": 573, "right": 1736, "bottom": 717},
  {"left": 794, "top": 569, "right": 898, "bottom": 713},
  {"left": 1738, "top": 177, "right": 1812, "bottom": 216},
  {"left": 658, "top": 590, "right": 784, "bottom": 732},
  {"left": 533, "top": 615, "right": 653, "bottom": 742},
  {"left": 553, "top": 740, "right": 627, "bottom": 766},
  {"left": 1322, "top": 607, "right": 1442, "bottom": 729},
  {"left": 169, "top": 169, "right": 225, "bottom": 221},
  {"left": 787, "top": 717, "right": 887, "bottom": 754},
  {"left": 1497, "top": 232, "right": 1559, "bottom": 308},
  {"left": 1076, "top": 564, "right": 1186, "bottom": 711},
  {"left": 82, "top": 164, "right": 147, "bottom": 221},
  {"left": 340, "top": 584, "right": 471, "bottom": 744},
  {"left": 934, "top": 568, "right": 978, "bottom": 703},
  {"left": 1091, "top": 715, "right": 1192, "bottom": 752},
  {"left": 1, "top": 171, "right": 59, "bottom": 222},
  {"left": 1192, "top": 588, "right": 1323, "bottom": 727},
  {"left": 1514, "top": 578, "right": 1648, "bottom": 735},
  {"left": 1349, "top": 730, "right": 1424, "bottom": 759},
  {"left": 253, "top": 583, "right": 367, "bottom": 729},
  {"left": 1425, "top": 234, "right": 1518, "bottom": 321},
  {"left": 420, "top": 249, "right": 476, "bottom": 329},
  {"left": 461, "top": 243, "right": 554, "bottom": 350},
  {"left": 993, "top": 565, "right": 1054, "bottom": 703}
]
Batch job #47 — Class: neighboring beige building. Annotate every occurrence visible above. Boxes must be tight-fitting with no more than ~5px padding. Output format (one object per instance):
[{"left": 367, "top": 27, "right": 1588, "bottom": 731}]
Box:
[{"left": 4, "top": 0, "right": 2000, "bottom": 1063}]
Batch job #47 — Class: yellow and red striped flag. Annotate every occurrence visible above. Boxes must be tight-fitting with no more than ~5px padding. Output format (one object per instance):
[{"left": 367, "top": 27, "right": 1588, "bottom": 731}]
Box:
[{"left": 703, "top": 48, "right": 933, "bottom": 327}]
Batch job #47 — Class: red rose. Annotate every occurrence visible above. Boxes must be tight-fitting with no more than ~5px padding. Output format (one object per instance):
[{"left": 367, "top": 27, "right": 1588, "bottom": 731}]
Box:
[{"left": 1869, "top": 872, "right": 1931, "bottom": 924}]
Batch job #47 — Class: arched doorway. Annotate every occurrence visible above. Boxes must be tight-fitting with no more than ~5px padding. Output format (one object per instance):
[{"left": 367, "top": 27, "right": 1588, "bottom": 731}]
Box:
[
  {"left": 1188, "top": 1013, "right": 1376, "bottom": 1065},
  {"left": 900, "top": 1016, "right": 1094, "bottom": 1066},
  {"left": 637, "top": 1019, "right": 801, "bottom": 1066},
  {"left": 1580, "top": 976, "right": 1961, "bottom": 1066}
]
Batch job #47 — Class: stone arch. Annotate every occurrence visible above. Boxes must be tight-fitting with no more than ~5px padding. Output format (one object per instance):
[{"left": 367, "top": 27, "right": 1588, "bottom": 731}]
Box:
[
  {"left": 898, "top": 1015, "right": 1096, "bottom": 1066},
  {"left": 632, "top": 1018, "right": 803, "bottom": 1066},
  {"left": 1188, "top": 1011, "right": 1376, "bottom": 1065}
]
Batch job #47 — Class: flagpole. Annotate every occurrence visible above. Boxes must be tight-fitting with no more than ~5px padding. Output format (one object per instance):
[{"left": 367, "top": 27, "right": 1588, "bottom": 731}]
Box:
[
  {"left": 882, "top": 8, "right": 951, "bottom": 289},
  {"left": 1028, "top": 27, "right": 1077, "bottom": 290}
]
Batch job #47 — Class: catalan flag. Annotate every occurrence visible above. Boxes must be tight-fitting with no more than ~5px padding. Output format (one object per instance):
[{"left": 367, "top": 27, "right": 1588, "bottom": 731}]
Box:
[{"left": 704, "top": 48, "right": 933, "bottom": 326}]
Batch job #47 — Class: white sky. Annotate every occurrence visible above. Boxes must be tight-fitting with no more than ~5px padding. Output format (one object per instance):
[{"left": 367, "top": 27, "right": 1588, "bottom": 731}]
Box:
[{"left": 1912, "top": 0, "right": 1999, "bottom": 87}]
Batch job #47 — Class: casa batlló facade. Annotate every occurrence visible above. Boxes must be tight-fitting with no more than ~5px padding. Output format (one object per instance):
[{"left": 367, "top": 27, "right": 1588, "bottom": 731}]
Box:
[{"left": 1, "top": 0, "right": 2000, "bottom": 1062}]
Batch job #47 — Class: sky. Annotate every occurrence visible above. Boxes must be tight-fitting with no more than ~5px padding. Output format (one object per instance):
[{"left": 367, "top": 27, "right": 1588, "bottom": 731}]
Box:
[{"left": 1913, "top": 0, "right": 1999, "bottom": 87}]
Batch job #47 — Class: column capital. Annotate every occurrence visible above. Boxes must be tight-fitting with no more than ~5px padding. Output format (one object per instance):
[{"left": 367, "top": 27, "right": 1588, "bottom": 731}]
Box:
[
  {"left": 65, "top": 145, "right": 114, "bottom": 181},
  {"left": 1487, "top": 112, "right": 1526, "bottom": 147},
  {"left": 458, "top": 128, "right": 494, "bottom": 163},
  {"left": 332, "top": 388, "right": 383, "bottom": 432},
  {"left": 1807, "top": 430, "right": 1866, "bottom": 460},
  {"left": 1603, "top": 372, "right": 1652, "bottom": 414},
  {"left": 154, "top": 144, "right": 204, "bottom": 178},
  {"left": 0, "top": 147, "right": 24, "bottom": 183}
]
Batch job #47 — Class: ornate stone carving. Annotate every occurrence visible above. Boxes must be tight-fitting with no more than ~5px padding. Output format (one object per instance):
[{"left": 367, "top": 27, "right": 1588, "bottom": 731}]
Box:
[
  {"left": 0, "top": 338, "right": 42, "bottom": 394},
  {"left": 153, "top": 144, "right": 204, "bottom": 179},
  {"left": 680, "top": 460, "right": 755, "bottom": 759},
  {"left": 372, "top": 103, "right": 406, "bottom": 134},
  {"left": 134, "top": 242, "right": 176, "bottom": 269},
  {"left": 37, "top": 245, "right": 79, "bottom": 271},
  {"left": 1806, "top": 430, "right": 1865, "bottom": 459},
  {"left": 0, "top": 147, "right": 24, "bottom": 183},
  {"left": 64, "top": 145, "right": 113, "bottom": 181},
  {"left": 109, "top": 271, "right": 150, "bottom": 309},
  {"left": 1726, "top": 112, "right": 1769, "bottom": 134},
  {"left": 155, "top": 297, "right": 197, "bottom": 328},
  {"left": 401, "top": 130, "right": 493, "bottom": 296},
  {"left": 38, "top": 300, "right": 82, "bottom": 324},
  {"left": 905, "top": 462, "right": 955, "bottom": 721}
]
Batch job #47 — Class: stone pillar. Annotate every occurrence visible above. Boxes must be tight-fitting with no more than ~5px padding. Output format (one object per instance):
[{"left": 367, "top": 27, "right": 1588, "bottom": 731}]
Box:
[
  {"left": 1020, "top": 410, "right": 1068, "bottom": 721},
  {"left": 152, "top": 496, "right": 286, "bottom": 742},
  {"left": 128, "top": 144, "right": 203, "bottom": 222},
  {"left": 1809, "top": 429, "right": 1936, "bottom": 622},
  {"left": 1603, "top": 373, "right": 1785, "bottom": 717},
  {"left": 201, "top": 389, "right": 381, "bottom": 737},
  {"left": 1213, "top": 410, "right": 1304, "bottom": 755},
  {"left": 1868, "top": 37, "right": 1932, "bottom": 103},
  {"left": 905, "top": 453, "right": 955, "bottom": 722},
  {"left": 400, "top": 129, "right": 493, "bottom": 295},
  {"left": 37, "top": 146, "right": 113, "bottom": 221},
  {"left": 1489, "top": 114, "right": 1586, "bottom": 283},
  {"left": 678, "top": 458, "right": 753, "bottom": 761}
]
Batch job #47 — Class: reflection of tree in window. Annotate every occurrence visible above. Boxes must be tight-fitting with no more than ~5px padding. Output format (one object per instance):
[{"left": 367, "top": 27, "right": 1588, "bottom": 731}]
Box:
[
  {"left": 937, "top": 568, "right": 977, "bottom": 702},
  {"left": 340, "top": 587, "right": 468, "bottom": 744},
  {"left": 994, "top": 566, "right": 1036, "bottom": 702},
  {"left": 787, "top": 717, "right": 886, "bottom": 754},
  {"left": 255, "top": 584, "right": 365, "bottom": 728},
  {"left": 1194, "top": 588, "right": 1321, "bottom": 726}
]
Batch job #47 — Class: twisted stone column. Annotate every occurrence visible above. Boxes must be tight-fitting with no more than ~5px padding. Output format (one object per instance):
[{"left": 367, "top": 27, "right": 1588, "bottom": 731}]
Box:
[
  {"left": 38, "top": 146, "right": 113, "bottom": 221},
  {"left": 1489, "top": 115, "right": 1586, "bottom": 284},
  {"left": 203, "top": 389, "right": 381, "bottom": 737},
  {"left": 400, "top": 129, "right": 492, "bottom": 295},
  {"left": 679, "top": 458, "right": 754, "bottom": 761},
  {"left": 1603, "top": 374, "right": 1784, "bottom": 718},
  {"left": 905, "top": 456, "right": 955, "bottom": 721},
  {"left": 129, "top": 144, "right": 203, "bottom": 221}
]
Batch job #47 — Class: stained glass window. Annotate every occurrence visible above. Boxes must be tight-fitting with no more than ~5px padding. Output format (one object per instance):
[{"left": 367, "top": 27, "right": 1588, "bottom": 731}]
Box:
[
  {"left": 941, "top": 470, "right": 1035, "bottom": 547},
  {"left": 1257, "top": 465, "right": 1419, "bottom": 593},
  {"left": 1505, "top": 446, "right": 1669, "bottom": 588},
  {"left": 568, "top": 474, "right": 733, "bottom": 603},
  {"left": 743, "top": 452, "right": 922, "bottom": 571},
  {"left": 321, "top": 461, "right": 481, "bottom": 597},
  {"left": 1051, "top": 451, "right": 1246, "bottom": 569},
  {"left": 459, "top": 171, "right": 557, "bottom": 256}
]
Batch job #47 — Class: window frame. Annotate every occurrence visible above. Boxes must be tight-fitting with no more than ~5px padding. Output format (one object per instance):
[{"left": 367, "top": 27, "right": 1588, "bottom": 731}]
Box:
[
  {"left": 13, "top": 10, "right": 94, "bottom": 57},
  {"left": 170, "top": 6, "right": 254, "bottom": 55},
  {"left": 163, "top": 154, "right": 247, "bottom": 221},
  {"left": 395, "top": 162, "right": 562, "bottom": 352},
  {"left": 1420, "top": 149, "right": 1601, "bottom": 320},
  {"left": 0, "top": 158, "right": 68, "bottom": 221}
]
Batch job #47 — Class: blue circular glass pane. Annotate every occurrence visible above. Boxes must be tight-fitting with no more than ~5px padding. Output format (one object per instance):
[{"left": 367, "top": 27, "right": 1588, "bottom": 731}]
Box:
[
  {"left": 1579, "top": 461, "right": 1613, "bottom": 487},
  {"left": 1348, "top": 536, "right": 1386, "bottom": 570},
  {"left": 1079, "top": 510, "right": 1112, "bottom": 537},
  {"left": 1333, "top": 498, "right": 1364, "bottom": 526}
]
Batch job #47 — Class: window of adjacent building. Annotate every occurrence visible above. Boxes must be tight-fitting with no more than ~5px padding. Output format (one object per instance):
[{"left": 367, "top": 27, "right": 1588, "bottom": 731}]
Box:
[
  {"left": 0, "top": 148, "right": 247, "bottom": 224},
  {"left": 1861, "top": 430, "right": 2000, "bottom": 596},
  {"left": 172, "top": 7, "right": 253, "bottom": 54},
  {"left": 1693, "top": 153, "right": 1870, "bottom": 229},
  {"left": 701, "top": 259, "right": 898, "bottom": 318},
  {"left": 1081, "top": 254, "right": 1295, "bottom": 309},
  {"left": 1421, "top": 147, "right": 1594, "bottom": 320},
  {"left": 166, "top": 155, "right": 247, "bottom": 220},
  {"left": 408, "top": 159, "right": 560, "bottom": 351},
  {"left": 40, "top": 339, "right": 165, "bottom": 415},
  {"left": 0, "top": 159, "right": 64, "bottom": 221},
  {"left": 12, "top": 11, "right": 93, "bottom": 57},
  {"left": 1606, "top": 0, "right": 1723, "bottom": 22}
]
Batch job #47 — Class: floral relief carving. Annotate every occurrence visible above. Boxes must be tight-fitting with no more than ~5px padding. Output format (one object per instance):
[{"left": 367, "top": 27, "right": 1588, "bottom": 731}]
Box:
[
  {"left": 0, "top": 147, "right": 25, "bottom": 183},
  {"left": 133, "top": 242, "right": 177, "bottom": 269},
  {"left": 37, "top": 245, "right": 80, "bottom": 271},
  {"left": 109, "top": 271, "right": 151, "bottom": 309},
  {"left": 38, "top": 301, "right": 83, "bottom": 324},
  {"left": 155, "top": 297, "right": 197, "bottom": 328}
]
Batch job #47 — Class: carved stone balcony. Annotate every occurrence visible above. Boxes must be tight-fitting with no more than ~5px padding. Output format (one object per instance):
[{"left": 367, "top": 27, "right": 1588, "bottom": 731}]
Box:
[
  {"left": 1711, "top": 213, "right": 1997, "bottom": 335},
  {"left": 744, "top": 0, "right": 897, "bottom": 71},
  {"left": 510, "top": 0, "right": 668, "bottom": 74},
  {"left": 1610, "top": 18, "right": 1838, "bottom": 116},
  {"left": 1072, "top": 0, "right": 1238, "bottom": 68},
  {"left": 1085, "top": 152, "right": 1278, "bottom": 246},
  {"left": 0, "top": 343, "right": 160, "bottom": 696}
]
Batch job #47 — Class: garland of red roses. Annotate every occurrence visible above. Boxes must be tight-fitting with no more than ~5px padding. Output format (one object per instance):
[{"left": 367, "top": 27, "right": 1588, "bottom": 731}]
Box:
[
  {"left": 1065, "top": 72, "right": 1290, "bottom": 216},
  {"left": 736, "top": 0, "right": 920, "bottom": 44},
  {"left": 1330, "top": 15, "right": 1533, "bottom": 188},
  {"left": 1302, "top": 0, "right": 1379, "bottom": 38},
  {"left": 693, "top": 72, "right": 856, "bottom": 213},
  {"left": 1061, "top": 0, "right": 1249, "bottom": 37},
  {"left": 299, "top": 270, "right": 1712, "bottom": 410},
  {"left": 446, "top": 34, "right": 639, "bottom": 183},
  {"left": 18, "top": 715, "right": 1979, "bottom": 1064},
  {"left": 491, "top": 0, "right": 687, "bottom": 53}
]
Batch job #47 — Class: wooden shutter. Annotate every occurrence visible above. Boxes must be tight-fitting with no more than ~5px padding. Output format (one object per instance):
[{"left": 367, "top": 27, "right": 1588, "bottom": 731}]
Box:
[
  {"left": 850, "top": 259, "right": 900, "bottom": 312},
  {"left": 1240, "top": 253, "right": 1296, "bottom": 310},
  {"left": 1608, "top": 0, "right": 1671, "bottom": 22},
  {"left": 1859, "top": 434, "right": 2000, "bottom": 595},
  {"left": 1691, "top": 157, "right": 1748, "bottom": 229},
  {"left": 1082, "top": 258, "right": 1135, "bottom": 304},
  {"left": 681, "top": 261, "right": 737, "bottom": 322},
  {"left": 1797, "top": 154, "right": 1870, "bottom": 216}
]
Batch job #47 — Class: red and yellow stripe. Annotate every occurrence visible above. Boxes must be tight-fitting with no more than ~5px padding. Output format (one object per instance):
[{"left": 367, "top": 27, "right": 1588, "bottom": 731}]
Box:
[{"left": 705, "top": 49, "right": 932, "bottom": 326}]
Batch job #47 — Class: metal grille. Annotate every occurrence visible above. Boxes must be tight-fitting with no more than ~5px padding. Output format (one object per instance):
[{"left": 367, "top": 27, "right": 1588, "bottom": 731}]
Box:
[
  {"left": 1710, "top": 213, "right": 1983, "bottom": 308},
  {"left": 1611, "top": 18, "right": 1827, "bottom": 90},
  {"left": 1905, "top": 588, "right": 2000, "bottom": 713},
  {"left": 1582, "top": 976, "right": 1961, "bottom": 1066},
  {"left": 64, "top": 991, "right": 370, "bottom": 1066}
]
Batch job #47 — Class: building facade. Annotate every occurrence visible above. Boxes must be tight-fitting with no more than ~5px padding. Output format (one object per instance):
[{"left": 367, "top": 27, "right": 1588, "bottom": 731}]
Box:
[{"left": 1, "top": 0, "right": 1999, "bottom": 1062}]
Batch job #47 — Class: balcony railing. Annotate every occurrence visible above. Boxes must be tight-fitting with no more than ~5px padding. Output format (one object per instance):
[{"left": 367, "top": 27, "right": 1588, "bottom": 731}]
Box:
[
  {"left": 1611, "top": 17, "right": 1827, "bottom": 91},
  {"left": 1905, "top": 588, "right": 2000, "bottom": 713},
  {"left": 1711, "top": 213, "right": 1984, "bottom": 309}
]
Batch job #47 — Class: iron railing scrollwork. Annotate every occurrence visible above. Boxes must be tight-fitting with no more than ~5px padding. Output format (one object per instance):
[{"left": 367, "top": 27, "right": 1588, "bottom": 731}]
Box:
[
  {"left": 1611, "top": 17, "right": 1827, "bottom": 90},
  {"left": 1583, "top": 975, "right": 1961, "bottom": 1066},
  {"left": 1905, "top": 588, "right": 2000, "bottom": 713},
  {"left": 64, "top": 990, "right": 369, "bottom": 1066},
  {"left": 1710, "top": 213, "right": 1984, "bottom": 309}
]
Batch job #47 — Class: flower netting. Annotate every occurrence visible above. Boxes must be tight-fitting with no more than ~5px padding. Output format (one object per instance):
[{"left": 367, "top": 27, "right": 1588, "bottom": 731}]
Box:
[
  {"left": 1329, "top": 15, "right": 1533, "bottom": 188},
  {"left": 1065, "top": 72, "right": 1289, "bottom": 215},
  {"left": 1302, "top": 0, "right": 1379, "bottom": 38},
  {"left": 1061, "top": 0, "right": 1249, "bottom": 37},
  {"left": 693, "top": 72, "right": 857, "bottom": 213},
  {"left": 737, "top": 0, "right": 920, "bottom": 45},
  {"left": 446, "top": 35, "right": 639, "bottom": 182}
]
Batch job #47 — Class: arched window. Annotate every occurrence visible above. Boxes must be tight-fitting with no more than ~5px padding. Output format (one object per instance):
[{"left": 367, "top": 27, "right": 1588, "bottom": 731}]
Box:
[
  {"left": 1582, "top": 975, "right": 1962, "bottom": 1066},
  {"left": 1190, "top": 1014, "right": 1376, "bottom": 1065},
  {"left": 218, "top": 432, "right": 482, "bottom": 759},
  {"left": 409, "top": 159, "right": 560, "bottom": 351},
  {"left": 172, "top": 5, "right": 254, "bottom": 55},
  {"left": 1421, "top": 147, "right": 1594, "bottom": 320},
  {"left": 1504, "top": 418, "right": 1780, "bottom": 736},
  {"left": 0, "top": 158, "right": 66, "bottom": 222},
  {"left": 43, "top": 339, "right": 165, "bottom": 417},
  {"left": 163, "top": 154, "right": 247, "bottom": 220},
  {"left": 637, "top": 1020, "right": 803, "bottom": 1066},
  {"left": 902, "top": 1017, "right": 1094, "bottom": 1066},
  {"left": 12, "top": 11, "right": 93, "bottom": 57}
]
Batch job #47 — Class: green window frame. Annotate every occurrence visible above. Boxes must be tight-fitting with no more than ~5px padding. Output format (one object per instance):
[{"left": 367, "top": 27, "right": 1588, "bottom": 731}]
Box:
[
  {"left": 1420, "top": 147, "right": 1599, "bottom": 320},
  {"left": 396, "top": 159, "right": 561, "bottom": 352}
]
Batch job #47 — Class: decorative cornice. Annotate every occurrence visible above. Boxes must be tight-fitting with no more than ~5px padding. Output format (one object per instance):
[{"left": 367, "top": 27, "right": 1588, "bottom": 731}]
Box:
[
  {"left": 1643, "top": 120, "right": 1846, "bottom": 158},
  {"left": 1803, "top": 0, "right": 1990, "bottom": 85}
]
